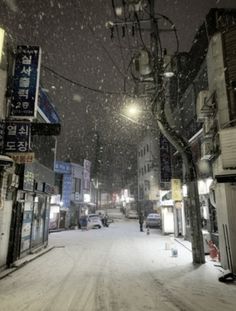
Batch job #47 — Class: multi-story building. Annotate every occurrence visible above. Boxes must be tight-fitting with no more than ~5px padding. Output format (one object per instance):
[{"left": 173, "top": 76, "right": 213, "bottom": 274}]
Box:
[
  {"left": 165, "top": 9, "right": 236, "bottom": 269},
  {"left": 0, "top": 29, "right": 61, "bottom": 269},
  {"left": 137, "top": 131, "right": 161, "bottom": 215},
  {"left": 54, "top": 160, "right": 92, "bottom": 228}
]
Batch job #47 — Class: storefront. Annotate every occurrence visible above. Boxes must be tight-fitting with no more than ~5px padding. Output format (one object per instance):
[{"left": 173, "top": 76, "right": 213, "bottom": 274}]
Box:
[{"left": 7, "top": 162, "right": 54, "bottom": 266}]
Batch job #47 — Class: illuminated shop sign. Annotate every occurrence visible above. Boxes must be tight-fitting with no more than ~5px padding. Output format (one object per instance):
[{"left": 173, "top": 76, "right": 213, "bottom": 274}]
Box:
[
  {"left": 38, "top": 88, "right": 60, "bottom": 124},
  {"left": 4, "top": 121, "right": 31, "bottom": 153},
  {"left": 10, "top": 45, "right": 41, "bottom": 118},
  {"left": 54, "top": 161, "right": 71, "bottom": 174}
]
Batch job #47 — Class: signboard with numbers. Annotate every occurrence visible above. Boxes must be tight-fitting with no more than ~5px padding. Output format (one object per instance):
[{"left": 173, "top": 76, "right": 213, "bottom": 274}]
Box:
[
  {"left": 4, "top": 122, "right": 31, "bottom": 153},
  {"left": 10, "top": 45, "right": 41, "bottom": 118}
]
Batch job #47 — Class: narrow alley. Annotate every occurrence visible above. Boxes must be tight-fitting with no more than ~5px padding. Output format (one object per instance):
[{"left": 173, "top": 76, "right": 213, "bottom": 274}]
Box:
[{"left": 0, "top": 221, "right": 235, "bottom": 311}]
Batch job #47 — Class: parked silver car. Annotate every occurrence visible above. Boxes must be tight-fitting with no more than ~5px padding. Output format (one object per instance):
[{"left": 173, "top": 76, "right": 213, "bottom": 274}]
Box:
[
  {"left": 145, "top": 213, "right": 161, "bottom": 228},
  {"left": 126, "top": 209, "right": 139, "bottom": 219},
  {"left": 87, "top": 214, "right": 102, "bottom": 229}
]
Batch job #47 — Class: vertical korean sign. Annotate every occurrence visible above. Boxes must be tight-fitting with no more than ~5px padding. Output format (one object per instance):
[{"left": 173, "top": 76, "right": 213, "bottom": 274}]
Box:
[
  {"left": 10, "top": 45, "right": 41, "bottom": 118},
  {"left": 83, "top": 159, "right": 91, "bottom": 191},
  {"left": 160, "top": 133, "right": 172, "bottom": 183}
]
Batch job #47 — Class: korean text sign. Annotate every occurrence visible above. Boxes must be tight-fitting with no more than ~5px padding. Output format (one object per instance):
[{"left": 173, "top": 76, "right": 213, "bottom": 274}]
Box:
[
  {"left": 10, "top": 46, "right": 41, "bottom": 118},
  {"left": 4, "top": 122, "right": 31, "bottom": 153}
]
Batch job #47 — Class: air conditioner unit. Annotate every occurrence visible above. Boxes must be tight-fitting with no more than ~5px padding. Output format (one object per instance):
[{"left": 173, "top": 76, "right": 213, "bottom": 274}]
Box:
[
  {"left": 196, "top": 90, "right": 211, "bottom": 121},
  {"left": 201, "top": 139, "right": 214, "bottom": 160},
  {"left": 219, "top": 127, "right": 236, "bottom": 169}
]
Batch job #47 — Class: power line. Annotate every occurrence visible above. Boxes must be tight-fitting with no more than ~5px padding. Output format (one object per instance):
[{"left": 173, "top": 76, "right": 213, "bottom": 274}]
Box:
[{"left": 42, "top": 65, "right": 129, "bottom": 96}]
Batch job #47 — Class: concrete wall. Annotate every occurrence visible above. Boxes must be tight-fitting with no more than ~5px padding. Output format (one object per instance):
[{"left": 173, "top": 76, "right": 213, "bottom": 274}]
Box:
[
  {"left": 137, "top": 132, "right": 160, "bottom": 207},
  {"left": 0, "top": 171, "right": 13, "bottom": 269},
  {"left": 207, "top": 32, "right": 236, "bottom": 271}
]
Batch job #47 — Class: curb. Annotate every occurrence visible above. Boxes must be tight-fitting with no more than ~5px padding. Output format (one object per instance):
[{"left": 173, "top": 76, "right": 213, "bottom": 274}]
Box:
[
  {"left": 0, "top": 246, "right": 55, "bottom": 280},
  {"left": 174, "top": 238, "right": 192, "bottom": 252}
]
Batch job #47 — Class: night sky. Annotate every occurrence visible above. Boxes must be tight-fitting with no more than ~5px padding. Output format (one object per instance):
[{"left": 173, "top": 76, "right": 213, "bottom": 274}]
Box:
[{"left": 1, "top": 0, "right": 236, "bottom": 189}]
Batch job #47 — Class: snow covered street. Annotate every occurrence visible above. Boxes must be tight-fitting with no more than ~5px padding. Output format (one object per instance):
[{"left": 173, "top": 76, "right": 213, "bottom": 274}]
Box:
[{"left": 0, "top": 220, "right": 235, "bottom": 311}]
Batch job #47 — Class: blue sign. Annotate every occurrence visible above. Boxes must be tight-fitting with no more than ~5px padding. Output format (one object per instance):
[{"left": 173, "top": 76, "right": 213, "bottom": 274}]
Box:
[
  {"left": 4, "top": 122, "right": 31, "bottom": 153},
  {"left": 62, "top": 174, "right": 72, "bottom": 208},
  {"left": 10, "top": 45, "right": 41, "bottom": 118},
  {"left": 38, "top": 88, "right": 60, "bottom": 124},
  {"left": 54, "top": 161, "right": 71, "bottom": 174}
]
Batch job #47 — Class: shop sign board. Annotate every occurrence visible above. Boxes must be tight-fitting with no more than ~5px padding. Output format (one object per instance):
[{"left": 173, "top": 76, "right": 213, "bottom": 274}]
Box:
[
  {"left": 160, "top": 134, "right": 172, "bottom": 183},
  {"left": 62, "top": 174, "right": 72, "bottom": 208},
  {"left": 6, "top": 152, "right": 35, "bottom": 164},
  {"left": 10, "top": 45, "right": 41, "bottom": 118},
  {"left": 171, "top": 179, "right": 182, "bottom": 201},
  {"left": 83, "top": 159, "right": 91, "bottom": 191},
  {"left": 54, "top": 161, "right": 71, "bottom": 174},
  {"left": 23, "top": 167, "right": 34, "bottom": 191},
  {"left": 4, "top": 121, "right": 31, "bottom": 153},
  {"left": 38, "top": 88, "right": 60, "bottom": 123}
]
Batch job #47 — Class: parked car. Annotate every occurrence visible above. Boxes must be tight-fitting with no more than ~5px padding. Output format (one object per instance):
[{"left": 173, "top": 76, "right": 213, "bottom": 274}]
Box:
[
  {"left": 126, "top": 209, "right": 139, "bottom": 219},
  {"left": 87, "top": 214, "right": 102, "bottom": 229},
  {"left": 145, "top": 213, "right": 161, "bottom": 228}
]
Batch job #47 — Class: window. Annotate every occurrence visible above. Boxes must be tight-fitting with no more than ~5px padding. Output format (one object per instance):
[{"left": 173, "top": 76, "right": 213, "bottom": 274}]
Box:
[
  {"left": 142, "top": 168, "right": 144, "bottom": 176},
  {"left": 146, "top": 144, "right": 149, "bottom": 152},
  {"left": 144, "top": 165, "right": 146, "bottom": 174}
]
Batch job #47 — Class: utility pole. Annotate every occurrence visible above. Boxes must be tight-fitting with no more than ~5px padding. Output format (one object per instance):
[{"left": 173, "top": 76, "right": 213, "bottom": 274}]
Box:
[
  {"left": 93, "top": 130, "right": 101, "bottom": 211},
  {"left": 108, "top": 0, "right": 205, "bottom": 263},
  {"left": 149, "top": 0, "right": 205, "bottom": 264}
]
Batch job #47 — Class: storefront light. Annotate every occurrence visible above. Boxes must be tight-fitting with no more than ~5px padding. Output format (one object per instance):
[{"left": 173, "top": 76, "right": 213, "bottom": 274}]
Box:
[
  {"left": 182, "top": 184, "right": 188, "bottom": 197},
  {"left": 84, "top": 193, "right": 91, "bottom": 203},
  {"left": 0, "top": 28, "right": 5, "bottom": 64}
]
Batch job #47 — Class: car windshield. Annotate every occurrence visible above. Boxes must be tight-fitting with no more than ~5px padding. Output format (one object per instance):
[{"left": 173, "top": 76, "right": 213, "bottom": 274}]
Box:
[{"left": 147, "top": 214, "right": 159, "bottom": 218}]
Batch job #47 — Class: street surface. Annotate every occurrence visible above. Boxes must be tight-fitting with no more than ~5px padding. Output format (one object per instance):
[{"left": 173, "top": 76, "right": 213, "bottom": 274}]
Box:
[{"left": 0, "top": 220, "right": 236, "bottom": 311}]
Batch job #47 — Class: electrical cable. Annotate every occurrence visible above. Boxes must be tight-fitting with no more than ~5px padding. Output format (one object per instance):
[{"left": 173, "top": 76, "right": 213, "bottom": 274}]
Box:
[
  {"left": 134, "top": 12, "right": 149, "bottom": 51},
  {"left": 42, "top": 64, "right": 129, "bottom": 96}
]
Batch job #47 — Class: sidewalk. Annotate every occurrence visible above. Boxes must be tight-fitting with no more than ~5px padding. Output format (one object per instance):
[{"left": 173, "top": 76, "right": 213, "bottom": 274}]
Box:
[
  {"left": 0, "top": 245, "right": 55, "bottom": 280},
  {"left": 174, "top": 236, "right": 192, "bottom": 252}
]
